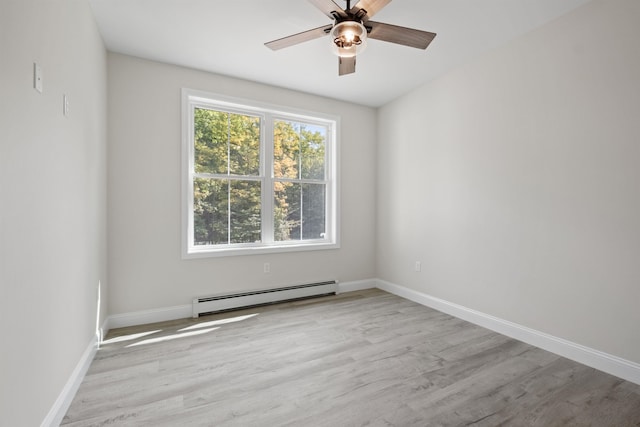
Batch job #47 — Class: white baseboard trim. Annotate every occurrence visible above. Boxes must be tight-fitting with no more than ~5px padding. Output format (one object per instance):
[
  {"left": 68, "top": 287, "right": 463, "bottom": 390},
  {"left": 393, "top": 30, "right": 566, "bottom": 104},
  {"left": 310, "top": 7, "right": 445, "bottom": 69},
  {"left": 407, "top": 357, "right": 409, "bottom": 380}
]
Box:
[
  {"left": 375, "top": 279, "right": 640, "bottom": 386},
  {"left": 41, "top": 335, "right": 98, "bottom": 427},
  {"left": 338, "top": 278, "right": 376, "bottom": 293},
  {"left": 108, "top": 304, "right": 192, "bottom": 329}
]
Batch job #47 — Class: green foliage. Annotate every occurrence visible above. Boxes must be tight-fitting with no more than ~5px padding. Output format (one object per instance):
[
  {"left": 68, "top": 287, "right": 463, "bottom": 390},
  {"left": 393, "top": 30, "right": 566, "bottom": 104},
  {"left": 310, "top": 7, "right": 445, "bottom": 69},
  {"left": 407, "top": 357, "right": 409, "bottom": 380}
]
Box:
[
  {"left": 273, "top": 120, "right": 326, "bottom": 241},
  {"left": 193, "top": 108, "right": 326, "bottom": 246},
  {"left": 194, "top": 108, "right": 260, "bottom": 175},
  {"left": 194, "top": 178, "right": 228, "bottom": 245}
]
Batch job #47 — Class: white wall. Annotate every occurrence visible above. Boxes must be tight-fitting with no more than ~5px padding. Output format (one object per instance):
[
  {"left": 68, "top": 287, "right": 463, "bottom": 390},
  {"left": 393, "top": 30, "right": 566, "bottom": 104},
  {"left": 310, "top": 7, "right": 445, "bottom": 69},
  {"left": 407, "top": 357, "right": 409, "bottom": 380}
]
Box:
[
  {"left": 0, "top": 0, "right": 108, "bottom": 425},
  {"left": 107, "top": 54, "right": 377, "bottom": 315},
  {"left": 377, "top": 0, "right": 640, "bottom": 365}
]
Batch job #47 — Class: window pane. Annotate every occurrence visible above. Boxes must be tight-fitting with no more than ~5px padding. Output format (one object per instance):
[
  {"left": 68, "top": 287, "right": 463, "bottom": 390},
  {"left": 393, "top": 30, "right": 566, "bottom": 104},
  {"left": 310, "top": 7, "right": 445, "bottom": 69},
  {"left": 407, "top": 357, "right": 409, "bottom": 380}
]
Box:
[
  {"left": 193, "top": 178, "right": 228, "bottom": 245},
  {"left": 274, "top": 120, "right": 326, "bottom": 180},
  {"left": 274, "top": 182, "right": 326, "bottom": 241},
  {"left": 230, "top": 180, "right": 261, "bottom": 244},
  {"left": 300, "top": 124, "right": 326, "bottom": 180},
  {"left": 301, "top": 183, "right": 326, "bottom": 239},
  {"left": 194, "top": 108, "right": 260, "bottom": 176},
  {"left": 273, "top": 120, "right": 300, "bottom": 179},
  {"left": 194, "top": 108, "right": 229, "bottom": 175},
  {"left": 274, "top": 181, "right": 300, "bottom": 241},
  {"left": 229, "top": 114, "right": 260, "bottom": 176}
]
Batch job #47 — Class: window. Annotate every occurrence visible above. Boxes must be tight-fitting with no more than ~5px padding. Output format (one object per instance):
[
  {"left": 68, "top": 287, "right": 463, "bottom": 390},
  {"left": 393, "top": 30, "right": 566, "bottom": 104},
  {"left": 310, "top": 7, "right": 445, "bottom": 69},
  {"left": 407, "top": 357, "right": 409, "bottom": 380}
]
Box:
[{"left": 182, "top": 89, "right": 339, "bottom": 258}]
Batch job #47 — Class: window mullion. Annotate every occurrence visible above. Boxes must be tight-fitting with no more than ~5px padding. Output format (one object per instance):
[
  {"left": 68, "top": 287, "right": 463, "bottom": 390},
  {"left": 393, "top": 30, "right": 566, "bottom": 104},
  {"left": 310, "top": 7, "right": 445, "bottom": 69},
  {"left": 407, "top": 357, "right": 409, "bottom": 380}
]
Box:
[
  {"left": 262, "top": 114, "right": 274, "bottom": 244},
  {"left": 227, "top": 179, "right": 231, "bottom": 245},
  {"left": 186, "top": 104, "right": 196, "bottom": 250},
  {"left": 226, "top": 113, "right": 233, "bottom": 245}
]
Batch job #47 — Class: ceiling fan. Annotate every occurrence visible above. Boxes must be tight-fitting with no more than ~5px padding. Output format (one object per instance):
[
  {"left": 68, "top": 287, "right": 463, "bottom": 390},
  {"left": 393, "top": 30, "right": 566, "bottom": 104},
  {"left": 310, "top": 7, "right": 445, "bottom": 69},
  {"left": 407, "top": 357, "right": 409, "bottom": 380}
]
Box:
[{"left": 265, "top": 0, "right": 436, "bottom": 76}]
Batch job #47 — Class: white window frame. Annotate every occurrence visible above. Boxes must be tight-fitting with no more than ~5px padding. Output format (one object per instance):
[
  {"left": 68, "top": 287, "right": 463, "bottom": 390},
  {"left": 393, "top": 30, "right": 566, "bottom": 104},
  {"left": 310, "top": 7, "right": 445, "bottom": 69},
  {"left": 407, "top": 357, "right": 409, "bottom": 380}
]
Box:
[{"left": 181, "top": 88, "right": 340, "bottom": 258}]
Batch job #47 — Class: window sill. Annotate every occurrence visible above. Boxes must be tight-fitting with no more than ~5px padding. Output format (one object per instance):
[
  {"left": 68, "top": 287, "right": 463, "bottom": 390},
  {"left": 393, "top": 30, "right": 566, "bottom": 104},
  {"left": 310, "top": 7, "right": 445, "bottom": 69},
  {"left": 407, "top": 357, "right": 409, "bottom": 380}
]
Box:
[{"left": 183, "top": 241, "right": 340, "bottom": 259}]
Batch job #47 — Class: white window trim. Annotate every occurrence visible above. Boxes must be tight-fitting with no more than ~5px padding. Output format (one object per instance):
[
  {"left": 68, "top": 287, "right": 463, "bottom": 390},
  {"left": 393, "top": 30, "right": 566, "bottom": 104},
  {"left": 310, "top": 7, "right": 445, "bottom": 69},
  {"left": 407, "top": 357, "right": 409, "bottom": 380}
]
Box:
[{"left": 181, "top": 88, "right": 340, "bottom": 259}]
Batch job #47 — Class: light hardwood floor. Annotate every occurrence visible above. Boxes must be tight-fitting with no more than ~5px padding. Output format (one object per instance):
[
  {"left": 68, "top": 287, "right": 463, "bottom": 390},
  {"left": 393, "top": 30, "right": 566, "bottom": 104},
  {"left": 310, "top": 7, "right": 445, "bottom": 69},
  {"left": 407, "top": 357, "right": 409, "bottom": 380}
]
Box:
[{"left": 62, "top": 289, "right": 640, "bottom": 426}]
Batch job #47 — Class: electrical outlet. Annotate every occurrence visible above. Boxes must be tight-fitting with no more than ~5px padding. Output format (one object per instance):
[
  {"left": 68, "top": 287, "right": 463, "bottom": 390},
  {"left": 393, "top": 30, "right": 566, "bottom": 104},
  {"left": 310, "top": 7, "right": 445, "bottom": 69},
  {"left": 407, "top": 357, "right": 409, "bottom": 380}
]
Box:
[
  {"left": 415, "top": 261, "right": 422, "bottom": 272},
  {"left": 263, "top": 262, "right": 270, "bottom": 273}
]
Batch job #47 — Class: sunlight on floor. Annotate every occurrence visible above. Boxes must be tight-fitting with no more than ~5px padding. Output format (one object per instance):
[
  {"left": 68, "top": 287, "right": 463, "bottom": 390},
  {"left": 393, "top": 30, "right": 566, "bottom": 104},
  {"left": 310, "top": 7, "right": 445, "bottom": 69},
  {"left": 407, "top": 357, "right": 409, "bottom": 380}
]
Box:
[
  {"left": 178, "top": 313, "right": 259, "bottom": 332},
  {"left": 101, "top": 312, "right": 260, "bottom": 348},
  {"left": 102, "top": 330, "right": 162, "bottom": 345},
  {"left": 126, "top": 327, "right": 219, "bottom": 347}
]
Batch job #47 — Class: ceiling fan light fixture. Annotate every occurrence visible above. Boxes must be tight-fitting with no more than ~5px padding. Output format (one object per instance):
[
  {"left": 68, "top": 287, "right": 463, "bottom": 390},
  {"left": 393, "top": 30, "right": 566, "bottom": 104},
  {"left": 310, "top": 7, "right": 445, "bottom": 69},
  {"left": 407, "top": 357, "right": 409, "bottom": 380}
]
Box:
[{"left": 330, "top": 21, "right": 367, "bottom": 58}]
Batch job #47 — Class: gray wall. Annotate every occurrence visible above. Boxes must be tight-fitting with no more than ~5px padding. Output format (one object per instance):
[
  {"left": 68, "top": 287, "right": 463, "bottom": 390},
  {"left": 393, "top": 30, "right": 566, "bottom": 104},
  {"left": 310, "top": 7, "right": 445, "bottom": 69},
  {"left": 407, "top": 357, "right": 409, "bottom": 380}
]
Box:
[
  {"left": 0, "top": 0, "right": 108, "bottom": 425},
  {"left": 107, "top": 54, "right": 377, "bottom": 315},
  {"left": 377, "top": 0, "right": 640, "bottom": 364}
]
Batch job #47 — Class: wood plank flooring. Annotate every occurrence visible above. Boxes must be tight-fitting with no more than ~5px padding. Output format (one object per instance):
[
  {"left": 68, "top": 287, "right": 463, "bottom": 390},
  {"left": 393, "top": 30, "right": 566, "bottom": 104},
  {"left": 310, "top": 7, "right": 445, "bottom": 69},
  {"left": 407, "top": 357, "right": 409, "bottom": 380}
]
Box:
[{"left": 62, "top": 289, "right": 640, "bottom": 426}]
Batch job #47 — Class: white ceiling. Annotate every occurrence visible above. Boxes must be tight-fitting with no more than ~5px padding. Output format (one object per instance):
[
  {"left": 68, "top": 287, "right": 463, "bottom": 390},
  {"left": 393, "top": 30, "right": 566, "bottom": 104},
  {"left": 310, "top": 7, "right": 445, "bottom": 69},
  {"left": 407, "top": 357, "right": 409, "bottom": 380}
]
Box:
[{"left": 89, "top": 0, "right": 592, "bottom": 107}]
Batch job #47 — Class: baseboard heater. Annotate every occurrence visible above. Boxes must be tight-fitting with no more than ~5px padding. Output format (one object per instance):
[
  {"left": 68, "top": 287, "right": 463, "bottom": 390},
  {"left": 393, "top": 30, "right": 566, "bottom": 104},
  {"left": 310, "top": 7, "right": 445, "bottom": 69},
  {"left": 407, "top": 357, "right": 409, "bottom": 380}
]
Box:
[{"left": 192, "top": 280, "right": 338, "bottom": 318}]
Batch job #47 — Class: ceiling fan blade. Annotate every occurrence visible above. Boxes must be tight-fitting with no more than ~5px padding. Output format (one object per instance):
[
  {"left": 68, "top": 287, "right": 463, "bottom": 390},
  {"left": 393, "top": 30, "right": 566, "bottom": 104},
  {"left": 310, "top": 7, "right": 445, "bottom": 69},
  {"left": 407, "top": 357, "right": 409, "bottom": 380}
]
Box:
[
  {"left": 349, "top": 0, "right": 391, "bottom": 21},
  {"left": 338, "top": 56, "right": 356, "bottom": 76},
  {"left": 367, "top": 21, "right": 436, "bottom": 49},
  {"left": 265, "top": 24, "right": 333, "bottom": 51},
  {"left": 307, "top": 0, "right": 348, "bottom": 20}
]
